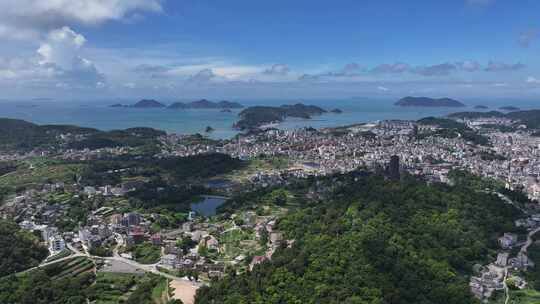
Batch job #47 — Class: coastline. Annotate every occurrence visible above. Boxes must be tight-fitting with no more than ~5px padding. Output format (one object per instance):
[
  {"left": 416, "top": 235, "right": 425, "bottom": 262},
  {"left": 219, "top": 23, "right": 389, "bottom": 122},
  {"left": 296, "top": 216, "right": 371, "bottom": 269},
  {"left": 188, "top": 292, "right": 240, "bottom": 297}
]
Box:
[{"left": 0, "top": 99, "right": 538, "bottom": 140}]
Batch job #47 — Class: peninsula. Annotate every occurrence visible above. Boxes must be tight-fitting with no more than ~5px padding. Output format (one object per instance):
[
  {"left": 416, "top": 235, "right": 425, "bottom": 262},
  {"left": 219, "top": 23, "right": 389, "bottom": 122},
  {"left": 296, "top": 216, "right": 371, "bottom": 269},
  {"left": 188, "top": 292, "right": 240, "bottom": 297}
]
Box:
[
  {"left": 234, "top": 103, "right": 326, "bottom": 130},
  {"left": 474, "top": 105, "right": 489, "bottom": 109},
  {"left": 499, "top": 106, "right": 520, "bottom": 111}
]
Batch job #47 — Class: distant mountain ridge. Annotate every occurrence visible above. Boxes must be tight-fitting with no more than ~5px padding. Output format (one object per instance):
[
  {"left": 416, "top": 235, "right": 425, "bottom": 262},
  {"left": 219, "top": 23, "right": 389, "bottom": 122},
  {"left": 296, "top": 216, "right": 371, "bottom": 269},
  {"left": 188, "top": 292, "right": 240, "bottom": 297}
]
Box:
[
  {"left": 474, "top": 105, "right": 489, "bottom": 109},
  {"left": 132, "top": 99, "right": 166, "bottom": 108},
  {"left": 110, "top": 99, "right": 243, "bottom": 109},
  {"left": 499, "top": 106, "right": 520, "bottom": 111},
  {"left": 168, "top": 99, "right": 244, "bottom": 109},
  {"left": 395, "top": 96, "right": 466, "bottom": 107}
]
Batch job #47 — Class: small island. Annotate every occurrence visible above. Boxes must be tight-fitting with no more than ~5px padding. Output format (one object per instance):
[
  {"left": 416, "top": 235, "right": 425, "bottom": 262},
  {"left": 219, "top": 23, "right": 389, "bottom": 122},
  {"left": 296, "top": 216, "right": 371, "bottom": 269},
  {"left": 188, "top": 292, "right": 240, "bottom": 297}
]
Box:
[
  {"left": 499, "top": 106, "right": 520, "bottom": 111},
  {"left": 234, "top": 103, "right": 326, "bottom": 130},
  {"left": 220, "top": 109, "right": 232, "bottom": 113},
  {"left": 395, "top": 96, "right": 466, "bottom": 107},
  {"left": 168, "top": 99, "right": 244, "bottom": 109},
  {"left": 205, "top": 126, "right": 214, "bottom": 133},
  {"left": 474, "top": 105, "right": 489, "bottom": 109},
  {"left": 110, "top": 99, "right": 166, "bottom": 108},
  {"left": 132, "top": 99, "right": 166, "bottom": 108},
  {"left": 330, "top": 108, "right": 343, "bottom": 114}
]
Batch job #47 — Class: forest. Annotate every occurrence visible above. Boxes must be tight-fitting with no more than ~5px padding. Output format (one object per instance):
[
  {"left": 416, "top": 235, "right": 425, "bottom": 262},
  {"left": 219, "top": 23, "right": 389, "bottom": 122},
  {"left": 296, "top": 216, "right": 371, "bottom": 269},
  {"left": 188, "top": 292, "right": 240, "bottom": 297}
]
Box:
[
  {"left": 196, "top": 172, "right": 523, "bottom": 304},
  {"left": 0, "top": 220, "right": 49, "bottom": 277},
  {"left": 0, "top": 117, "right": 165, "bottom": 151}
]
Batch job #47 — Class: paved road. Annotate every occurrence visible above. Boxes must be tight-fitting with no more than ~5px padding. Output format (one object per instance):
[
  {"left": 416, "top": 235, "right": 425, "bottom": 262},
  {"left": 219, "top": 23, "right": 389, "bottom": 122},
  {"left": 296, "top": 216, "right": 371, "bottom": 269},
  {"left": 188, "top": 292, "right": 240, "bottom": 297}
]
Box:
[
  {"left": 494, "top": 192, "right": 528, "bottom": 215},
  {"left": 502, "top": 218, "right": 540, "bottom": 304},
  {"left": 503, "top": 267, "right": 510, "bottom": 304},
  {"left": 11, "top": 241, "right": 200, "bottom": 288},
  {"left": 520, "top": 227, "right": 540, "bottom": 254}
]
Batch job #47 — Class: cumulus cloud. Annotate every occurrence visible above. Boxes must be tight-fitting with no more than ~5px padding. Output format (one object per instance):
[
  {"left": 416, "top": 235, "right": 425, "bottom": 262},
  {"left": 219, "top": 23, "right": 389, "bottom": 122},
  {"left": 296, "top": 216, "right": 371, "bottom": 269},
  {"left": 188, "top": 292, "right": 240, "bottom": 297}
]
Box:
[
  {"left": 0, "top": 57, "right": 38, "bottom": 80},
  {"left": 187, "top": 68, "right": 217, "bottom": 84},
  {"left": 0, "top": 26, "right": 104, "bottom": 90},
  {"left": 298, "top": 63, "right": 364, "bottom": 81},
  {"left": 527, "top": 77, "right": 540, "bottom": 84},
  {"left": 36, "top": 27, "right": 104, "bottom": 86},
  {"left": 518, "top": 29, "right": 539, "bottom": 48},
  {"left": 0, "top": 0, "right": 162, "bottom": 40},
  {"left": 337, "top": 63, "right": 363, "bottom": 76},
  {"left": 485, "top": 61, "right": 525, "bottom": 72},
  {"left": 133, "top": 64, "right": 171, "bottom": 74},
  {"left": 371, "top": 63, "right": 410, "bottom": 74},
  {"left": 38, "top": 27, "right": 86, "bottom": 69},
  {"left": 132, "top": 64, "right": 173, "bottom": 79},
  {"left": 413, "top": 63, "right": 456, "bottom": 76},
  {"left": 298, "top": 59, "right": 522, "bottom": 82},
  {"left": 0, "top": 27, "right": 104, "bottom": 90},
  {"left": 456, "top": 60, "right": 482, "bottom": 72},
  {"left": 263, "top": 64, "right": 290, "bottom": 75}
]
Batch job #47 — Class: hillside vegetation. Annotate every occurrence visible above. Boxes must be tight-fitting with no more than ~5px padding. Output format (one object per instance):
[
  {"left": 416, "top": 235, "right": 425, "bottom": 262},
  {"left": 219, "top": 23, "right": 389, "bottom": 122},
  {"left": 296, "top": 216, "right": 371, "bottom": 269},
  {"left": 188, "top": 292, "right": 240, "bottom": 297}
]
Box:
[
  {"left": 0, "top": 118, "right": 164, "bottom": 151},
  {"left": 0, "top": 220, "right": 49, "bottom": 277},
  {"left": 196, "top": 172, "right": 522, "bottom": 304}
]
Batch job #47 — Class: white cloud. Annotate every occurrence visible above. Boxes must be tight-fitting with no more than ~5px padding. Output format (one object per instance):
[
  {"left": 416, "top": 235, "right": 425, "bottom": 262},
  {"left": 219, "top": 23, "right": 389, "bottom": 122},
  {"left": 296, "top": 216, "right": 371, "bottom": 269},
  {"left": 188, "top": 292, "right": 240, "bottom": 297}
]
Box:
[
  {"left": 263, "top": 64, "right": 290, "bottom": 75},
  {"left": 38, "top": 27, "right": 86, "bottom": 69},
  {"left": 96, "top": 81, "right": 106, "bottom": 89},
  {"left": 527, "top": 77, "right": 540, "bottom": 84},
  {"left": 413, "top": 63, "right": 456, "bottom": 76},
  {"left": 187, "top": 69, "right": 217, "bottom": 84},
  {"left": 0, "top": 0, "right": 162, "bottom": 40},
  {"left": 0, "top": 26, "right": 104, "bottom": 90},
  {"left": 36, "top": 27, "right": 104, "bottom": 86},
  {"left": 371, "top": 63, "right": 410, "bottom": 74},
  {"left": 485, "top": 61, "right": 525, "bottom": 72},
  {"left": 456, "top": 60, "right": 481, "bottom": 72}
]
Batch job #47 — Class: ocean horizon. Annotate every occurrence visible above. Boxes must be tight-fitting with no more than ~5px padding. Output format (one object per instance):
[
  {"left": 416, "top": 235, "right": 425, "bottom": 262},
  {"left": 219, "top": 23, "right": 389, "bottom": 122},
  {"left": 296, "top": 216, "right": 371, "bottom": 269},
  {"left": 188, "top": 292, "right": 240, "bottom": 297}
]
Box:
[{"left": 1, "top": 98, "right": 539, "bottom": 139}]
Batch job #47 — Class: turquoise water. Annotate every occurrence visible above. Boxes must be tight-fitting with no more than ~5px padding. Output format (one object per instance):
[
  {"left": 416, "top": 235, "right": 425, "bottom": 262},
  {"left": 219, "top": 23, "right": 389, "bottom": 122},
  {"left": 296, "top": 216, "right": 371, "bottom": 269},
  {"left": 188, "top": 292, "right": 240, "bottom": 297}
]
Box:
[
  {"left": 191, "top": 195, "right": 227, "bottom": 217},
  {"left": 1, "top": 98, "right": 538, "bottom": 139}
]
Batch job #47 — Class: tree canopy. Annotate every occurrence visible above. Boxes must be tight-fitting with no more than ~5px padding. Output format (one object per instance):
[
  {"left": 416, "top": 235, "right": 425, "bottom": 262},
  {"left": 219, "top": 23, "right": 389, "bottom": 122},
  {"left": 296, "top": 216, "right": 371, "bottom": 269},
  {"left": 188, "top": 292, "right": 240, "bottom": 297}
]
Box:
[{"left": 196, "top": 173, "right": 522, "bottom": 304}]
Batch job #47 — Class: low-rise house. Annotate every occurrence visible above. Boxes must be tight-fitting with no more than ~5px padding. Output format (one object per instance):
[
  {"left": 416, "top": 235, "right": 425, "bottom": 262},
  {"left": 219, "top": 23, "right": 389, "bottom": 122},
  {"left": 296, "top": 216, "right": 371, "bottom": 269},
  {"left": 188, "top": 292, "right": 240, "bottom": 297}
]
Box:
[
  {"left": 151, "top": 234, "right": 162, "bottom": 246},
  {"left": 495, "top": 252, "right": 509, "bottom": 267},
  {"left": 249, "top": 255, "right": 267, "bottom": 271},
  {"left": 270, "top": 232, "right": 284, "bottom": 246},
  {"left": 498, "top": 233, "right": 518, "bottom": 249},
  {"left": 161, "top": 254, "right": 179, "bottom": 268},
  {"left": 48, "top": 235, "right": 66, "bottom": 253}
]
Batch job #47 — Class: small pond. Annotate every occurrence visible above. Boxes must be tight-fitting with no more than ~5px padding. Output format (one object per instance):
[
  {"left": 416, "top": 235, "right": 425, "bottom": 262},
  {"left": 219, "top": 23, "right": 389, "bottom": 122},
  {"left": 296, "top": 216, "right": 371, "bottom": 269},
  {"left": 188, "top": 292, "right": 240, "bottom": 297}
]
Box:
[{"left": 191, "top": 195, "right": 227, "bottom": 217}]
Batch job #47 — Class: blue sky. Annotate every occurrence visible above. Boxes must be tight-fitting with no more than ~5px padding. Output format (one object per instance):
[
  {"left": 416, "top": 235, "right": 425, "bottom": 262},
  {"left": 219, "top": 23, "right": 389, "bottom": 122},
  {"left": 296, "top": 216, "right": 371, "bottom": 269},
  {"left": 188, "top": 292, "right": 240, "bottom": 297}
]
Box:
[{"left": 1, "top": 0, "right": 539, "bottom": 100}]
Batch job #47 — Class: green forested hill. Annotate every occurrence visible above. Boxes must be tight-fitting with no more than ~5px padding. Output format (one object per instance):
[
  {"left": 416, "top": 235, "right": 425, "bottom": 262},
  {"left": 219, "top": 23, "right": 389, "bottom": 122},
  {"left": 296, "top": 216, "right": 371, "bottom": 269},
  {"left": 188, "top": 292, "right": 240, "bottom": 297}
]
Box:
[
  {"left": 0, "top": 220, "right": 48, "bottom": 277},
  {"left": 0, "top": 118, "right": 164, "bottom": 151},
  {"left": 196, "top": 173, "right": 523, "bottom": 304}
]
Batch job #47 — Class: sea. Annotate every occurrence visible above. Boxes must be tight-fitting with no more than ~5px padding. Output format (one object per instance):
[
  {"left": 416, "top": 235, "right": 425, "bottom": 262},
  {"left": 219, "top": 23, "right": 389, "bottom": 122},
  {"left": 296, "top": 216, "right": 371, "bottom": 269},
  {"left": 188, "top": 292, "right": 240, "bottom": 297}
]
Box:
[{"left": 1, "top": 98, "right": 539, "bottom": 139}]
